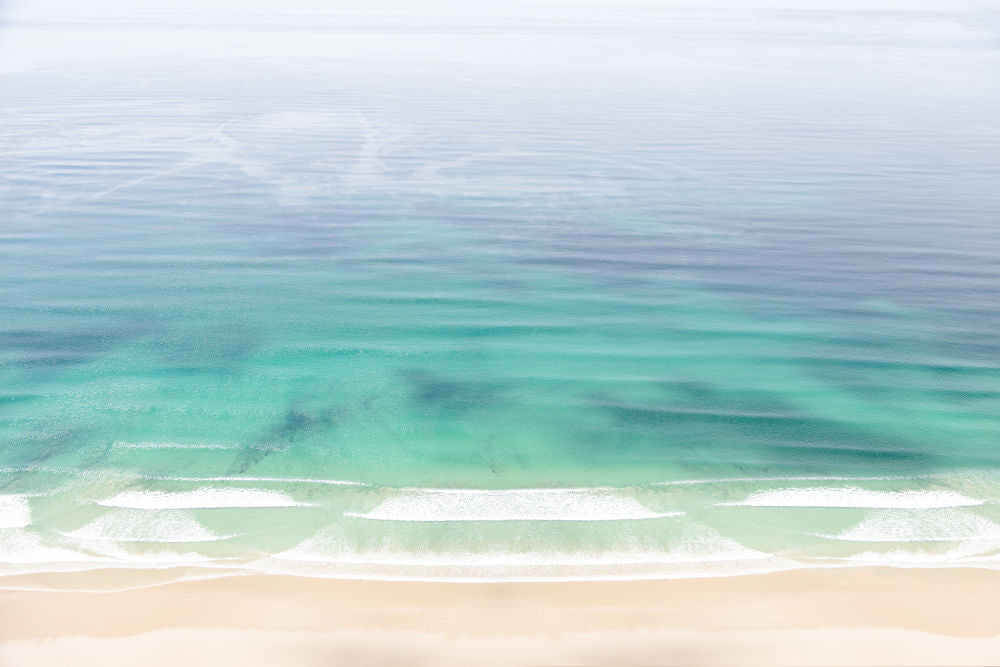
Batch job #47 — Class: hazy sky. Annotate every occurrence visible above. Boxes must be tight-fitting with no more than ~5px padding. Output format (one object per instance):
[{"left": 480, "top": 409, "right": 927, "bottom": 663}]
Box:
[{"left": 2, "top": 0, "right": 995, "bottom": 77}]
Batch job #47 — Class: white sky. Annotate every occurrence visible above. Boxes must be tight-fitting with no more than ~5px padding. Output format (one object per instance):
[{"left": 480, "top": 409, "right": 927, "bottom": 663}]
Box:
[{"left": 0, "top": 0, "right": 993, "bottom": 76}]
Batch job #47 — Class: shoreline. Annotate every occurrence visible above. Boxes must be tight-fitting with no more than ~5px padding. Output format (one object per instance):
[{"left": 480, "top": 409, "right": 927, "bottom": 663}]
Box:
[{"left": 3, "top": 566, "right": 1000, "bottom": 665}]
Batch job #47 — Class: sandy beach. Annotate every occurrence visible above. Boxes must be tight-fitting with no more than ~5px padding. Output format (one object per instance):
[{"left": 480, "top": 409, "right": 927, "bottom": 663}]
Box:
[{"left": 2, "top": 567, "right": 999, "bottom": 666}]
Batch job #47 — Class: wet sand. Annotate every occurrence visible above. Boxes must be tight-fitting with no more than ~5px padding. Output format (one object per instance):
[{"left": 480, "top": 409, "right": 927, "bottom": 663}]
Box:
[{"left": 2, "top": 567, "right": 999, "bottom": 665}]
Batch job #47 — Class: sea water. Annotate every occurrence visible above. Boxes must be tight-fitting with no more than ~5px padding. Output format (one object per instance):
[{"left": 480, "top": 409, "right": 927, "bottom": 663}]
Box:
[{"left": 1, "top": 0, "right": 1000, "bottom": 581}]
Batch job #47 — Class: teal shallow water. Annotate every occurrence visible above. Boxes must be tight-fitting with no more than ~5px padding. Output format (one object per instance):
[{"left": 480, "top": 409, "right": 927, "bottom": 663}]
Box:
[{"left": 1, "top": 2, "right": 1000, "bottom": 580}]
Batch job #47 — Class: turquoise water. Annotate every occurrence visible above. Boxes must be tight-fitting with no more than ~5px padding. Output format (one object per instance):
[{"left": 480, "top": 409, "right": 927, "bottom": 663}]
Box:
[{"left": 2, "top": 2, "right": 1000, "bottom": 580}]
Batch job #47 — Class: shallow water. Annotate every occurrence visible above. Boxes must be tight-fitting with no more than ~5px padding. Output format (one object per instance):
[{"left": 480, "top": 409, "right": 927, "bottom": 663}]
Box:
[{"left": 2, "top": 0, "right": 1000, "bottom": 580}]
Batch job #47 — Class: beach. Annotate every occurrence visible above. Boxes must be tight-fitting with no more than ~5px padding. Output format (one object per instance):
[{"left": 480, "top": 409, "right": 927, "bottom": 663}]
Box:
[
  {"left": 3, "top": 1, "right": 1000, "bottom": 664},
  {"left": 3, "top": 567, "right": 1000, "bottom": 665}
]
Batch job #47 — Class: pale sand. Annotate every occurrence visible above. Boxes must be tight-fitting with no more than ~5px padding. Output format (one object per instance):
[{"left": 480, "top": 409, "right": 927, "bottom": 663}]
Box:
[{"left": 2, "top": 567, "right": 999, "bottom": 665}]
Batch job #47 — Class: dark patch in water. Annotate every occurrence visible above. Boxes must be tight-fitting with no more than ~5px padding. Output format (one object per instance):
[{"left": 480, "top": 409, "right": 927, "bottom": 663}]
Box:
[
  {"left": 667, "top": 379, "right": 795, "bottom": 417},
  {"left": 482, "top": 434, "right": 505, "bottom": 474},
  {"left": 584, "top": 386, "right": 936, "bottom": 471},
  {"left": 227, "top": 405, "right": 346, "bottom": 474},
  {"left": 399, "top": 369, "right": 501, "bottom": 415},
  {"left": 0, "top": 325, "right": 148, "bottom": 372},
  {"left": 228, "top": 442, "right": 277, "bottom": 475},
  {"left": 0, "top": 393, "right": 41, "bottom": 412},
  {"left": 151, "top": 323, "right": 261, "bottom": 373},
  {"left": 0, "top": 428, "right": 86, "bottom": 477}
]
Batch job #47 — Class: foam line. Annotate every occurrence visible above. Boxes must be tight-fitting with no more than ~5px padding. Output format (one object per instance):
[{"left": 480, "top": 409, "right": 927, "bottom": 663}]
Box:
[
  {"left": 279, "top": 524, "right": 765, "bottom": 566},
  {"left": 345, "top": 488, "right": 680, "bottom": 521},
  {"left": 64, "top": 509, "right": 232, "bottom": 542},
  {"left": 112, "top": 442, "right": 237, "bottom": 450},
  {"left": 86, "top": 543, "right": 216, "bottom": 565},
  {"left": 723, "top": 487, "right": 983, "bottom": 509},
  {"left": 154, "top": 476, "right": 367, "bottom": 487},
  {"left": 841, "top": 538, "right": 1000, "bottom": 565},
  {"left": 0, "top": 529, "right": 100, "bottom": 564},
  {"left": 827, "top": 509, "right": 1000, "bottom": 542},
  {"left": 0, "top": 468, "right": 366, "bottom": 487},
  {"left": 655, "top": 475, "right": 916, "bottom": 486},
  {"left": 0, "top": 495, "right": 30, "bottom": 528},
  {"left": 275, "top": 547, "right": 763, "bottom": 567},
  {"left": 97, "top": 488, "right": 312, "bottom": 509},
  {"left": 0, "top": 570, "right": 249, "bottom": 594}
]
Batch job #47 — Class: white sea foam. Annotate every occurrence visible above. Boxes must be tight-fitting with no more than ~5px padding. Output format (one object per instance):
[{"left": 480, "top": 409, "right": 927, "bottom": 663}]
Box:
[
  {"left": 97, "top": 487, "right": 312, "bottom": 509},
  {"left": 0, "top": 467, "right": 367, "bottom": 487},
  {"left": 663, "top": 527, "right": 771, "bottom": 564},
  {"left": 87, "top": 543, "right": 215, "bottom": 566},
  {"left": 276, "top": 544, "right": 765, "bottom": 568},
  {"left": 724, "top": 487, "right": 983, "bottom": 509},
  {"left": 247, "top": 556, "right": 800, "bottom": 583},
  {"left": 0, "top": 570, "right": 242, "bottom": 594},
  {"left": 153, "top": 476, "right": 366, "bottom": 487},
  {"left": 843, "top": 538, "right": 1000, "bottom": 566},
  {"left": 0, "top": 495, "right": 31, "bottom": 528},
  {"left": 346, "top": 488, "right": 681, "bottom": 522},
  {"left": 64, "top": 509, "right": 231, "bottom": 542},
  {"left": 822, "top": 508, "right": 1000, "bottom": 543},
  {"left": 0, "top": 528, "right": 101, "bottom": 564},
  {"left": 113, "top": 442, "right": 237, "bottom": 450},
  {"left": 264, "top": 525, "right": 776, "bottom": 581},
  {"left": 278, "top": 529, "right": 767, "bottom": 568},
  {"left": 656, "top": 475, "right": 914, "bottom": 486}
]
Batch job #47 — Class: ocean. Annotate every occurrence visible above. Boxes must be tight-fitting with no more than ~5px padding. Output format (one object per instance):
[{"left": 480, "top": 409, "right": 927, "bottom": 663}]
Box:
[{"left": 2, "top": 0, "right": 1000, "bottom": 581}]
